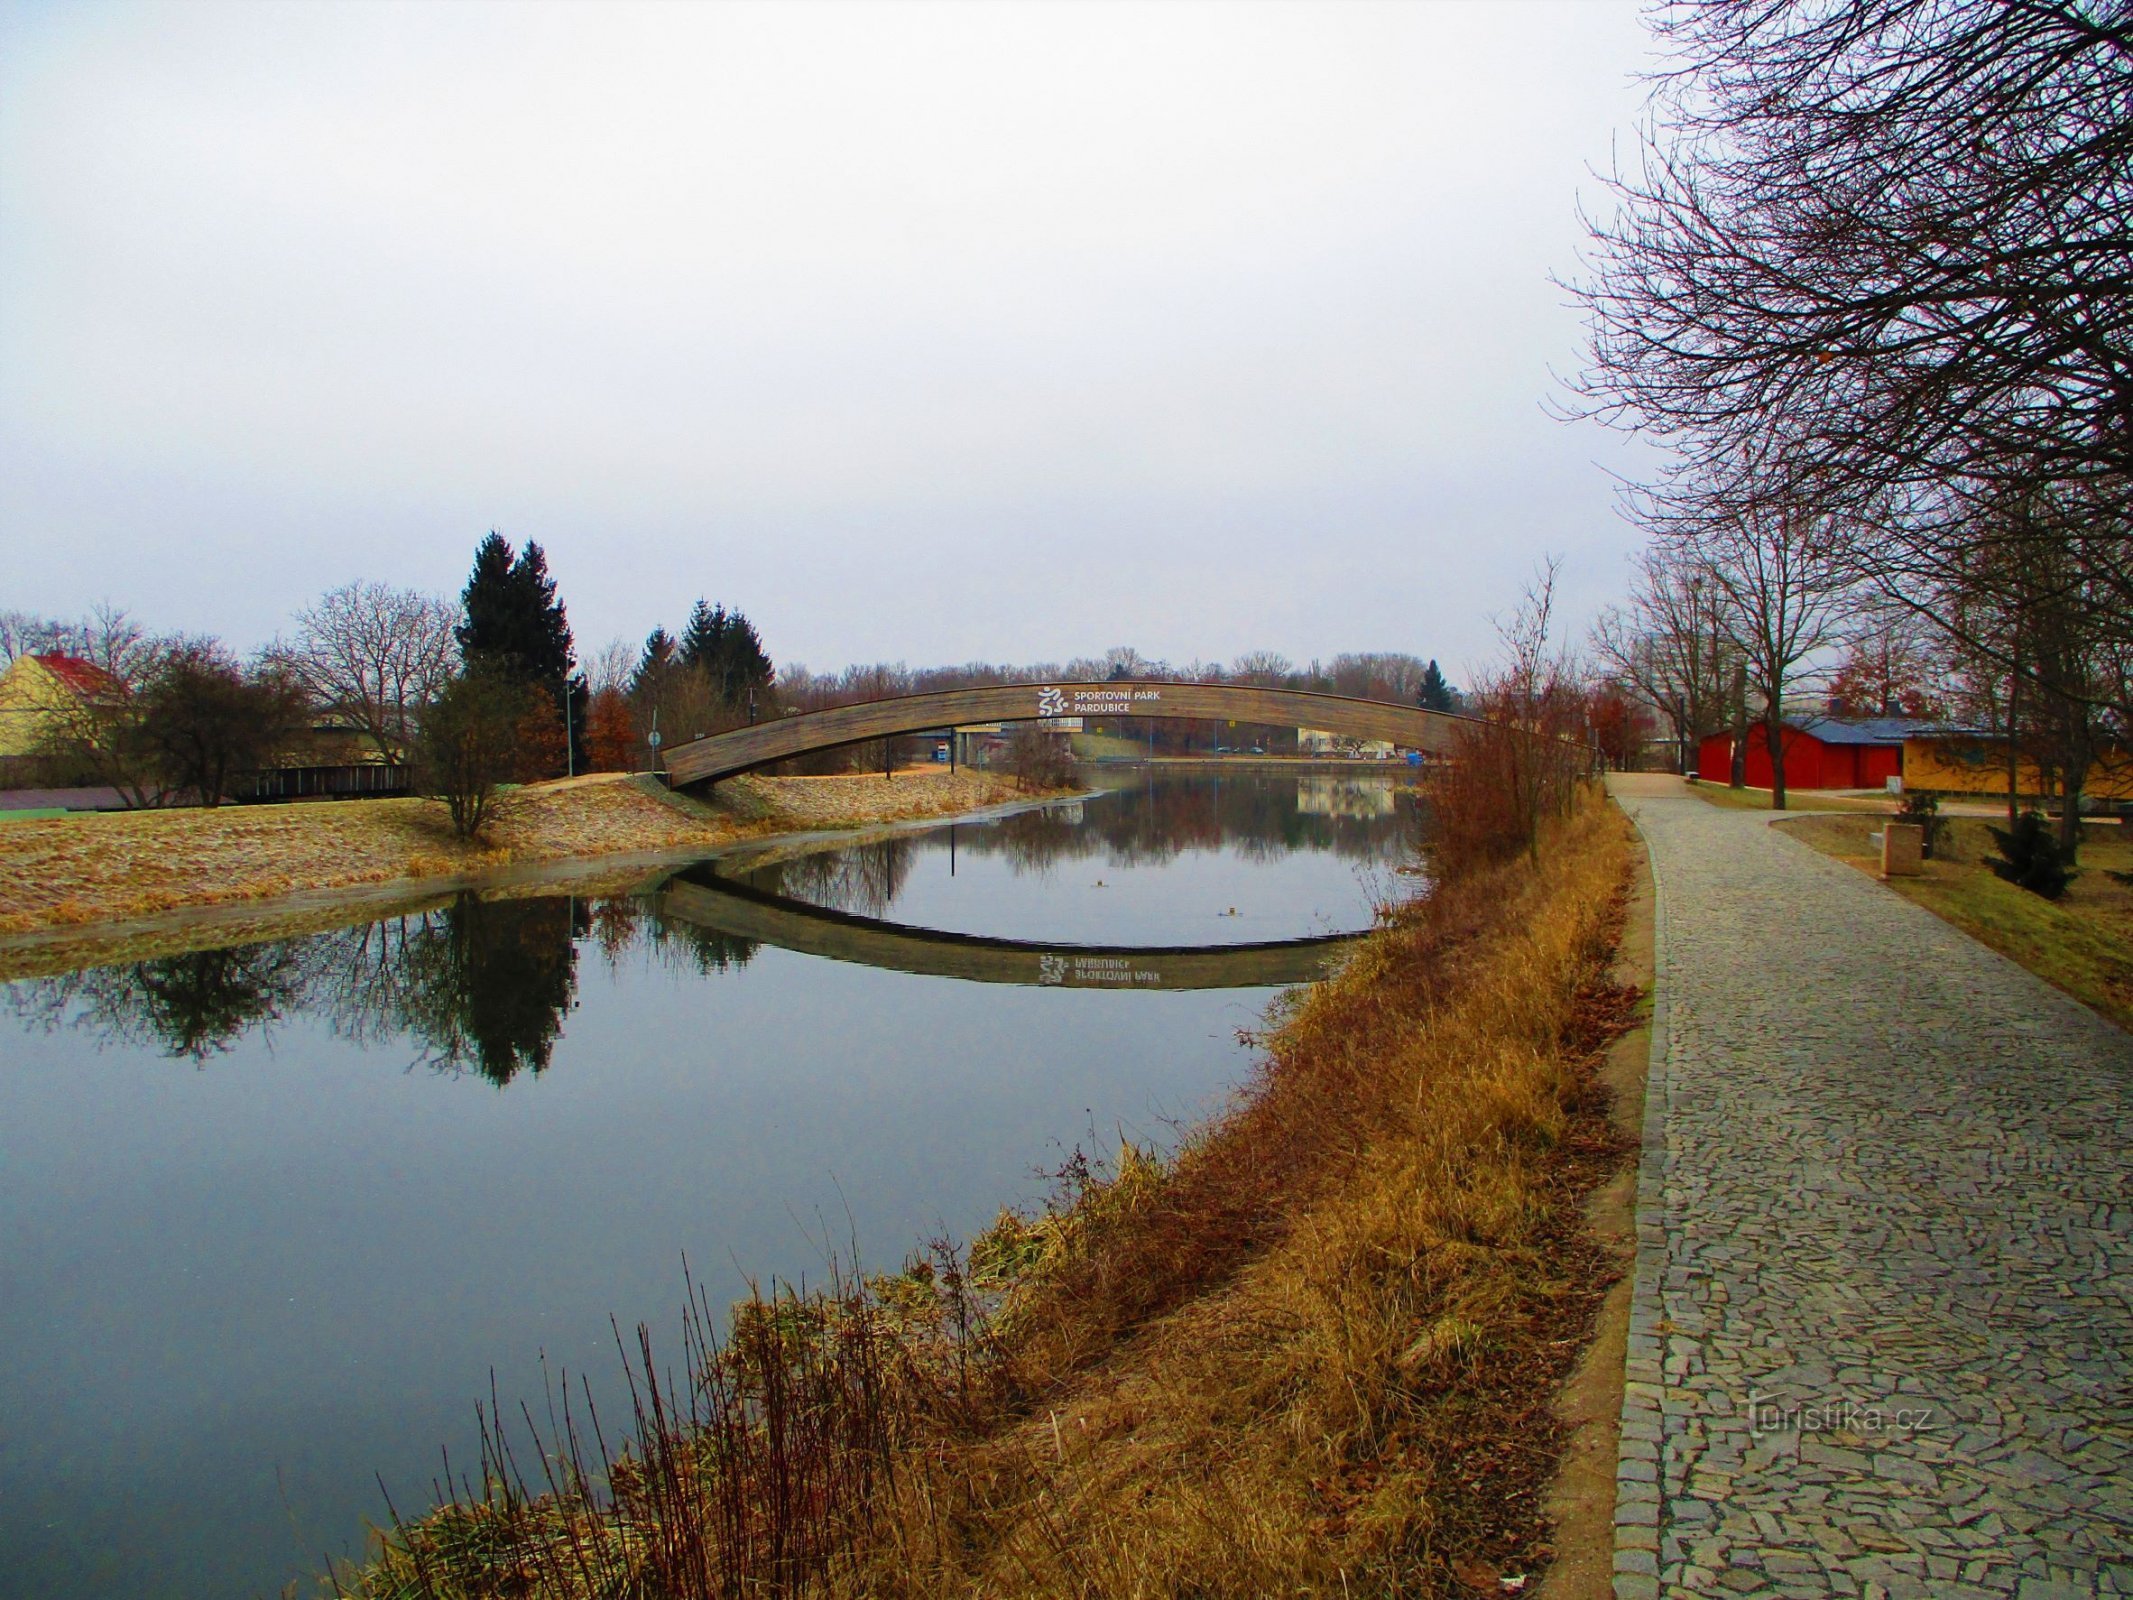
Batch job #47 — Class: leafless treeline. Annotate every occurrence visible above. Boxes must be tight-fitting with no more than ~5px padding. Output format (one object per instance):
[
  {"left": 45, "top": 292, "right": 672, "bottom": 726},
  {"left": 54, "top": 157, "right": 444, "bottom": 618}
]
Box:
[
  {"left": 1570, "top": 0, "right": 2133, "bottom": 838},
  {"left": 769, "top": 647, "right": 1448, "bottom": 711}
]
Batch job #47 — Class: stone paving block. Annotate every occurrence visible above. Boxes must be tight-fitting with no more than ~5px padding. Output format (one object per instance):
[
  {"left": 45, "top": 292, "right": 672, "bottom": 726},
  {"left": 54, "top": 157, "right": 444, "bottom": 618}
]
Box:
[{"left": 1606, "top": 779, "right": 2133, "bottom": 1599}]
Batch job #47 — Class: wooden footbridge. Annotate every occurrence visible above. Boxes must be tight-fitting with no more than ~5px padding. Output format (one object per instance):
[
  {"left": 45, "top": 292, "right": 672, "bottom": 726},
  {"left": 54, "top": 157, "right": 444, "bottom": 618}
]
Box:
[{"left": 662, "top": 680, "right": 1478, "bottom": 789}]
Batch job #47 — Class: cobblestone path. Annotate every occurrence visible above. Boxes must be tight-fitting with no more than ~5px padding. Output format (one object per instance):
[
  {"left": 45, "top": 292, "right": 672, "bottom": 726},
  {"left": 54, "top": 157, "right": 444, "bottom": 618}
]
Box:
[{"left": 1609, "top": 777, "right": 2133, "bottom": 1600}]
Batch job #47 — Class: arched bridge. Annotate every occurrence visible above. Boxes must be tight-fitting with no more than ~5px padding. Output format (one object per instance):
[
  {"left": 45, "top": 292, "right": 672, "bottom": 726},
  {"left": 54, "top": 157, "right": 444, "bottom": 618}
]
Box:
[
  {"left": 662, "top": 680, "right": 1481, "bottom": 788},
  {"left": 656, "top": 873, "right": 1358, "bottom": 990}
]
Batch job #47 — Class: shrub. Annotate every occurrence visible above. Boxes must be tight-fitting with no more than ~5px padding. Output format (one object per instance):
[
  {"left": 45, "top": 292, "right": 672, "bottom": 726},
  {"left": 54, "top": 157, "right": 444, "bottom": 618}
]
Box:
[
  {"left": 1987, "top": 811, "right": 2075, "bottom": 900},
  {"left": 1425, "top": 560, "right": 1592, "bottom": 875},
  {"left": 1005, "top": 725, "right": 1077, "bottom": 792},
  {"left": 1895, "top": 790, "right": 1947, "bottom": 859},
  {"left": 415, "top": 670, "right": 530, "bottom": 839}
]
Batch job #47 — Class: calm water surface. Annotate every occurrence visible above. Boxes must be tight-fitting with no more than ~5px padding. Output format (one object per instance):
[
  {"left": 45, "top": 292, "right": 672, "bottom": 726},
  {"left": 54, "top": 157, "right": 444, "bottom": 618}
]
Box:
[{"left": 0, "top": 772, "right": 1414, "bottom": 1598}]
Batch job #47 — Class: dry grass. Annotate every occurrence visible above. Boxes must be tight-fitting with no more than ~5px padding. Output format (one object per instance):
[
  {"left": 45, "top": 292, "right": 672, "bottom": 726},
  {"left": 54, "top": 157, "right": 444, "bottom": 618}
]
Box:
[
  {"left": 1774, "top": 811, "right": 2133, "bottom": 1030},
  {"left": 878, "top": 795, "right": 1639, "bottom": 1598},
  {"left": 344, "top": 789, "right": 1639, "bottom": 1600},
  {"left": 0, "top": 769, "right": 1031, "bottom": 940}
]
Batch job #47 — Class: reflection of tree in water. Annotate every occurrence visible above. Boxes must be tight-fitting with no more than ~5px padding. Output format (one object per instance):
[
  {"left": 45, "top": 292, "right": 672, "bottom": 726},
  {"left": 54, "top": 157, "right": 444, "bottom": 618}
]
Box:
[
  {"left": 10, "top": 894, "right": 597, "bottom": 1084},
  {"left": 6, "top": 941, "right": 310, "bottom": 1062},
  {"left": 240, "top": 894, "right": 589, "bottom": 1084},
  {"left": 737, "top": 837, "right": 916, "bottom": 918},
  {"left": 582, "top": 899, "right": 757, "bottom": 976},
  {"left": 411, "top": 895, "right": 583, "bottom": 1083},
  {"left": 982, "top": 806, "right": 1083, "bottom": 874},
  {"left": 945, "top": 773, "right": 1418, "bottom": 873}
]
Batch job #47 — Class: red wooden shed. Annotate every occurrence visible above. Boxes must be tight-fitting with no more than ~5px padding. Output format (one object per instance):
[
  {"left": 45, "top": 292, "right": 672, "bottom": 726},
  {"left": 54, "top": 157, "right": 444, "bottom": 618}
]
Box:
[{"left": 1696, "top": 716, "right": 1924, "bottom": 790}]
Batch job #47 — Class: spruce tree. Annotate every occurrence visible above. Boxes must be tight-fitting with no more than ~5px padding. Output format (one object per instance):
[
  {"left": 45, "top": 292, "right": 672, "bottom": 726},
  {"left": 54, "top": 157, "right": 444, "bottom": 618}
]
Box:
[
  {"left": 713, "top": 610, "right": 774, "bottom": 706},
  {"left": 629, "top": 627, "right": 678, "bottom": 700},
  {"left": 1417, "top": 659, "right": 1458, "bottom": 713},
  {"left": 678, "top": 600, "right": 726, "bottom": 675},
  {"left": 674, "top": 600, "right": 773, "bottom": 711},
  {"left": 455, "top": 533, "right": 584, "bottom": 774}
]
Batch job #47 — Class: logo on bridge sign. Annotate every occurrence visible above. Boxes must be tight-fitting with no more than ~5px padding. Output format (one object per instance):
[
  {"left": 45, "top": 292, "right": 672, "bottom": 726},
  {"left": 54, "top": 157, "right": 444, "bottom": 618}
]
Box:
[
  {"left": 1038, "top": 954, "right": 1069, "bottom": 985},
  {"left": 1036, "top": 687, "right": 1067, "bottom": 718}
]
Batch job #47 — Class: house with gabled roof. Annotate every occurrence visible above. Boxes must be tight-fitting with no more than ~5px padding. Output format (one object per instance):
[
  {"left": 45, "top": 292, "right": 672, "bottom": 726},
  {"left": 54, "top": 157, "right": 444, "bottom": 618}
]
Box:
[{"left": 0, "top": 652, "right": 128, "bottom": 761}]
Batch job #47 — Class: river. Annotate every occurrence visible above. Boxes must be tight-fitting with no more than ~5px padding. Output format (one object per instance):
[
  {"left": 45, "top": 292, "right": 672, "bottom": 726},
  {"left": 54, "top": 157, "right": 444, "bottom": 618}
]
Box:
[{"left": 0, "top": 769, "right": 1416, "bottom": 1599}]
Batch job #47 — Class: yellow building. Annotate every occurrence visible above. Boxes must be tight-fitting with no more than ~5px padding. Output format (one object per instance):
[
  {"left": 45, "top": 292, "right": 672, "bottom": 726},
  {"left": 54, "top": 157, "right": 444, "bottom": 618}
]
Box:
[
  {"left": 1903, "top": 730, "right": 2133, "bottom": 804},
  {"left": 0, "top": 653, "right": 126, "bottom": 759}
]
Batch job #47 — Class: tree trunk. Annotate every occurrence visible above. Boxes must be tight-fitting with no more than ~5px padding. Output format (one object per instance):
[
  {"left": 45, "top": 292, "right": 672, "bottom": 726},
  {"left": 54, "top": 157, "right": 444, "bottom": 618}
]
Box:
[
  {"left": 1729, "top": 664, "right": 1748, "bottom": 789},
  {"left": 2057, "top": 733, "right": 2089, "bottom": 865},
  {"left": 1765, "top": 701, "right": 1788, "bottom": 811},
  {"left": 2005, "top": 629, "right": 2021, "bottom": 830}
]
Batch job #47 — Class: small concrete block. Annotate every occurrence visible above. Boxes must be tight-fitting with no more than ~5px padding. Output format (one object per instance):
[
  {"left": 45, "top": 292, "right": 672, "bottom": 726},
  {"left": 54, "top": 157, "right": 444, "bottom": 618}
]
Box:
[{"left": 1882, "top": 822, "right": 1924, "bottom": 877}]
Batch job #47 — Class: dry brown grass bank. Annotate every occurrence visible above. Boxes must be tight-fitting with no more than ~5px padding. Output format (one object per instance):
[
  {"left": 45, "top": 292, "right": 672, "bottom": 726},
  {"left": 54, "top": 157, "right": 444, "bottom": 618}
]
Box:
[
  {"left": 0, "top": 769, "right": 1032, "bottom": 940},
  {"left": 346, "top": 790, "right": 1639, "bottom": 1600}
]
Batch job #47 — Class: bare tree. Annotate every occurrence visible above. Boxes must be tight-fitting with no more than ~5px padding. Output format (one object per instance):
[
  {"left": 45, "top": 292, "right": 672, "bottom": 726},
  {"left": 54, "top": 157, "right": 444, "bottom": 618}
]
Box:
[
  {"left": 1570, "top": 1, "right": 2133, "bottom": 510},
  {"left": 1230, "top": 651, "right": 1292, "bottom": 686},
  {"left": 26, "top": 615, "right": 194, "bottom": 805},
  {"left": 584, "top": 636, "right": 638, "bottom": 697},
  {"left": 1569, "top": 0, "right": 2133, "bottom": 705},
  {"left": 1591, "top": 545, "right": 1739, "bottom": 773},
  {"left": 271, "top": 582, "right": 457, "bottom": 762},
  {"left": 2, "top": 604, "right": 163, "bottom": 679},
  {"left": 1826, "top": 601, "right": 1942, "bottom": 718},
  {"left": 1693, "top": 492, "right": 1851, "bottom": 809},
  {"left": 0, "top": 611, "right": 52, "bottom": 666}
]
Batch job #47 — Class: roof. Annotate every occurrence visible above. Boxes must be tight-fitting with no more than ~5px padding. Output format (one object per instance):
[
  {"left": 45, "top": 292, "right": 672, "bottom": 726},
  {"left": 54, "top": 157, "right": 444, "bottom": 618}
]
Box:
[
  {"left": 1790, "top": 715, "right": 1930, "bottom": 746},
  {"left": 28, "top": 653, "right": 126, "bottom": 699},
  {"left": 1696, "top": 716, "right": 1930, "bottom": 748}
]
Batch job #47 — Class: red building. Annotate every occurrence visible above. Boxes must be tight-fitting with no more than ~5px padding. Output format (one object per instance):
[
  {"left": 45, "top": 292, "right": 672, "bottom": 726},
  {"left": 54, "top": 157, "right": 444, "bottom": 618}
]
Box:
[{"left": 1696, "top": 716, "right": 1923, "bottom": 791}]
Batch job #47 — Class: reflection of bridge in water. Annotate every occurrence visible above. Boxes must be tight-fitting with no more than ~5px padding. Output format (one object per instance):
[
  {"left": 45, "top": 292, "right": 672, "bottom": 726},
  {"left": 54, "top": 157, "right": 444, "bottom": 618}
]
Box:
[{"left": 657, "top": 873, "right": 1358, "bottom": 991}]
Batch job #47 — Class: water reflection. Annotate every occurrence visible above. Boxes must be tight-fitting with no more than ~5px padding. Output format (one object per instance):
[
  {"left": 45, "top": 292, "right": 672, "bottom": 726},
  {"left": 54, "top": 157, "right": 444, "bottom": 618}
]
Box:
[
  {"left": 8, "top": 941, "right": 312, "bottom": 1061},
  {"left": 11, "top": 896, "right": 595, "bottom": 1083},
  {"left": 659, "top": 872, "right": 1355, "bottom": 989},
  {"left": 0, "top": 771, "right": 1417, "bottom": 1600},
  {"left": 5, "top": 773, "right": 1412, "bottom": 1068},
  {"left": 730, "top": 771, "right": 1414, "bottom": 914}
]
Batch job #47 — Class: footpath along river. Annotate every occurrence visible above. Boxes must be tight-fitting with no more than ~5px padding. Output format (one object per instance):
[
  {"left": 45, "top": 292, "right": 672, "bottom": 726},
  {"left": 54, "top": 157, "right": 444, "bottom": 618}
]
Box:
[{"left": 0, "top": 769, "right": 1417, "bottom": 1600}]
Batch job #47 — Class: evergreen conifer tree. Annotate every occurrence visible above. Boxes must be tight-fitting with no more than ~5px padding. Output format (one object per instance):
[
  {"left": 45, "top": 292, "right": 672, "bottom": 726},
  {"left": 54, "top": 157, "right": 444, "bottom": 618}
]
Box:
[
  {"left": 678, "top": 600, "right": 726, "bottom": 674},
  {"left": 673, "top": 599, "right": 773, "bottom": 711},
  {"left": 629, "top": 627, "right": 678, "bottom": 700},
  {"left": 455, "top": 532, "right": 584, "bottom": 774},
  {"left": 1417, "top": 659, "right": 1458, "bottom": 713},
  {"left": 713, "top": 610, "right": 774, "bottom": 707}
]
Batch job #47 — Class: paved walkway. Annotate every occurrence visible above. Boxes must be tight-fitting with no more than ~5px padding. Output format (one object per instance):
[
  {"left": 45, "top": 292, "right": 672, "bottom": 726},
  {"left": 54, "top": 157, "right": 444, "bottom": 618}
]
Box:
[{"left": 1609, "top": 776, "right": 2133, "bottom": 1600}]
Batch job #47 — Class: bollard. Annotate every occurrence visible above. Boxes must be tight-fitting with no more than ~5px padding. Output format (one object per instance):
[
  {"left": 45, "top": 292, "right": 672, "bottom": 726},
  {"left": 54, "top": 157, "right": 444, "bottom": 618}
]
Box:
[{"left": 1882, "top": 821, "right": 1924, "bottom": 878}]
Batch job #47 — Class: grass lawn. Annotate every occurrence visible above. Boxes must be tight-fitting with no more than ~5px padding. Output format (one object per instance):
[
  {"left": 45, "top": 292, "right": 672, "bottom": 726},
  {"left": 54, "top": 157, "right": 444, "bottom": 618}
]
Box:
[
  {"left": 1687, "top": 779, "right": 1891, "bottom": 814},
  {"left": 1774, "top": 811, "right": 2133, "bottom": 1031}
]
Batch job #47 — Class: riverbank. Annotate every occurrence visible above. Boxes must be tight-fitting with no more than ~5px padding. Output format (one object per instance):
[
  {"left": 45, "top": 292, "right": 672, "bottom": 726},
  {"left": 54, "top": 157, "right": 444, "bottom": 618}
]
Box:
[
  {"left": 0, "top": 769, "right": 1034, "bottom": 947},
  {"left": 348, "top": 787, "right": 1640, "bottom": 1598}
]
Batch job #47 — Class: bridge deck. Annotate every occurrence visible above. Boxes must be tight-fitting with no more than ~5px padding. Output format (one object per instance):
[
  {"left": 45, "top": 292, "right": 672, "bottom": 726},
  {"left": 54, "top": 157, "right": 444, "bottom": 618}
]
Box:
[{"left": 663, "top": 680, "right": 1476, "bottom": 787}]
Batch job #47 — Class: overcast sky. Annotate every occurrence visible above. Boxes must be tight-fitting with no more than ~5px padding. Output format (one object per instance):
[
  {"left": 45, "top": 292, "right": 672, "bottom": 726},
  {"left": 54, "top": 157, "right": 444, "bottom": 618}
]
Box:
[{"left": 1, "top": 0, "right": 1657, "bottom": 684}]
